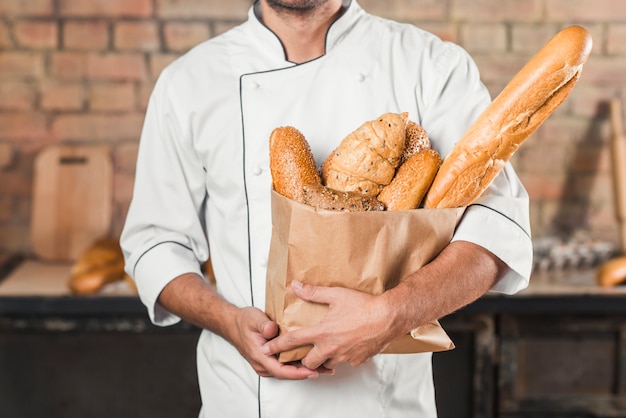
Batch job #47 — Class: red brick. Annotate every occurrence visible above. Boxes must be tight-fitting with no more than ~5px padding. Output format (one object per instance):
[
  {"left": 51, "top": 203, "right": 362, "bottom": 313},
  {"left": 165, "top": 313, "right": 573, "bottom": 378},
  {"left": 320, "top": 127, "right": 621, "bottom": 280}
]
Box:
[
  {"left": 567, "top": 85, "right": 617, "bottom": 118},
  {"left": 114, "top": 21, "right": 160, "bottom": 51},
  {"left": 89, "top": 82, "right": 136, "bottom": 111},
  {"left": 63, "top": 20, "right": 110, "bottom": 50},
  {"left": 213, "top": 21, "right": 242, "bottom": 37},
  {"left": 460, "top": 23, "right": 507, "bottom": 54},
  {"left": 50, "top": 51, "right": 87, "bottom": 79},
  {"left": 114, "top": 142, "right": 139, "bottom": 172},
  {"left": 0, "top": 113, "right": 48, "bottom": 140},
  {"left": 137, "top": 81, "right": 156, "bottom": 110},
  {"left": 0, "top": 52, "right": 45, "bottom": 79},
  {"left": 607, "top": 24, "right": 626, "bottom": 55},
  {"left": 52, "top": 113, "right": 145, "bottom": 141},
  {"left": 86, "top": 53, "right": 148, "bottom": 81},
  {"left": 576, "top": 56, "right": 626, "bottom": 86},
  {"left": 0, "top": 142, "right": 14, "bottom": 169},
  {"left": 546, "top": 0, "right": 626, "bottom": 21},
  {"left": 0, "top": 0, "right": 53, "bottom": 17},
  {"left": 0, "top": 81, "right": 36, "bottom": 111},
  {"left": 359, "top": 0, "right": 447, "bottom": 21},
  {"left": 511, "top": 23, "right": 558, "bottom": 54},
  {"left": 0, "top": 168, "right": 33, "bottom": 196},
  {"left": 40, "top": 82, "right": 85, "bottom": 111},
  {"left": 452, "top": 0, "right": 543, "bottom": 22},
  {"left": 473, "top": 55, "right": 528, "bottom": 86},
  {"left": 149, "top": 53, "right": 179, "bottom": 79},
  {"left": 59, "top": 0, "right": 153, "bottom": 18},
  {"left": 414, "top": 22, "right": 458, "bottom": 43},
  {"left": 156, "top": 0, "right": 249, "bottom": 19},
  {"left": 164, "top": 22, "right": 210, "bottom": 52},
  {"left": 13, "top": 20, "right": 58, "bottom": 49},
  {"left": 0, "top": 22, "right": 12, "bottom": 48},
  {"left": 518, "top": 172, "right": 566, "bottom": 200}
]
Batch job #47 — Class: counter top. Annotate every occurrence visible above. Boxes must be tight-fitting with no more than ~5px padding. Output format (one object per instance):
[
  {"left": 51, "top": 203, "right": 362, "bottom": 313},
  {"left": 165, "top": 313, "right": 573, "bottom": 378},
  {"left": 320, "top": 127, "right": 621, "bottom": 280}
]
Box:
[{"left": 1, "top": 258, "right": 625, "bottom": 316}]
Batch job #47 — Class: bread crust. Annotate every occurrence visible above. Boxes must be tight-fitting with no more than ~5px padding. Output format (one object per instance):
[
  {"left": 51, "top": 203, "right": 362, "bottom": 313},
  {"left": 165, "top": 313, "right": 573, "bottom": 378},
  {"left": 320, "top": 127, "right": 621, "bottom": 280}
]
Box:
[
  {"left": 303, "top": 183, "right": 385, "bottom": 212},
  {"left": 378, "top": 149, "right": 442, "bottom": 210},
  {"left": 322, "top": 112, "right": 408, "bottom": 196},
  {"left": 424, "top": 25, "right": 592, "bottom": 209},
  {"left": 269, "top": 126, "right": 322, "bottom": 203}
]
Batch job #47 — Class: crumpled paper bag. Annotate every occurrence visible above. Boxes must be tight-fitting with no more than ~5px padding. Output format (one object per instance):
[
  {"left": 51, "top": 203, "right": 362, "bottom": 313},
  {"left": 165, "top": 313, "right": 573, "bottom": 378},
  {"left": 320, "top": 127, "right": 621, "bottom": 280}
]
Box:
[{"left": 265, "top": 190, "right": 464, "bottom": 362}]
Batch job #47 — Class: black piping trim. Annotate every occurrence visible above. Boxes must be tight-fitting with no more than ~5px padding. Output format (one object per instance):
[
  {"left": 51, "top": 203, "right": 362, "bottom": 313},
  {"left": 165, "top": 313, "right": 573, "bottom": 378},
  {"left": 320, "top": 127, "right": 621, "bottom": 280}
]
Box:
[
  {"left": 252, "top": 0, "right": 349, "bottom": 65},
  {"left": 132, "top": 240, "right": 194, "bottom": 277},
  {"left": 467, "top": 203, "right": 531, "bottom": 240}
]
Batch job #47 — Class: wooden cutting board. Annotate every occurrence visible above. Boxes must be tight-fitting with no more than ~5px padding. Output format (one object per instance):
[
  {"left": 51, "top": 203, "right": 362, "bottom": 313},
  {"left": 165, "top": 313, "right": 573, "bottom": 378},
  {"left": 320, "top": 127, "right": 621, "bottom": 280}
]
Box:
[{"left": 30, "top": 145, "right": 113, "bottom": 262}]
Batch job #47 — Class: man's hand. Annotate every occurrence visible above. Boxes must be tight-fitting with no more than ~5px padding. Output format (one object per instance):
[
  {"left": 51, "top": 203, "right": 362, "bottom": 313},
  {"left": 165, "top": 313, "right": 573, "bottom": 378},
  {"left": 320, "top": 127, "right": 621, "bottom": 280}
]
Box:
[
  {"left": 158, "top": 273, "right": 327, "bottom": 380},
  {"left": 228, "top": 305, "right": 328, "bottom": 380},
  {"left": 262, "top": 280, "right": 399, "bottom": 370}
]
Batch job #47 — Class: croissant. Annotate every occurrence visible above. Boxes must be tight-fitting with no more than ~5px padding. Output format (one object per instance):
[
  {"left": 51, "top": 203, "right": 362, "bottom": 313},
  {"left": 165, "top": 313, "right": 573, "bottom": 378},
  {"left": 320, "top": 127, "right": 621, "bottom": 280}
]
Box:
[{"left": 322, "top": 112, "right": 408, "bottom": 197}]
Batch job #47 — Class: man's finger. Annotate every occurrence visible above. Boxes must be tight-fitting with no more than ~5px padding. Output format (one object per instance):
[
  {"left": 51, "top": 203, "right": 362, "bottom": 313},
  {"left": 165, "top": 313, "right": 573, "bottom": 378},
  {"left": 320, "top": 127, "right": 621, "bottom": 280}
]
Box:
[{"left": 291, "top": 280, "right": 335, "bottom": 304}]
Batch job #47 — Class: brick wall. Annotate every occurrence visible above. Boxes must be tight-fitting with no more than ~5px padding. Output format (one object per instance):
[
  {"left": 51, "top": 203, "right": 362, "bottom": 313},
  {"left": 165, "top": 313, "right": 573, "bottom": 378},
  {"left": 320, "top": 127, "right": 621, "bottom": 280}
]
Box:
[{"left": 0, "top": 0, "right": 625, "bottom": 255}]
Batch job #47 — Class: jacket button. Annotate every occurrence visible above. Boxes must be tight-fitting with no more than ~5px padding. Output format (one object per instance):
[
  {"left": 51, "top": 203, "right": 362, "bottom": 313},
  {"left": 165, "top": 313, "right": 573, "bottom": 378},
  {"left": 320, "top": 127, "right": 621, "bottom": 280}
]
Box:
[
  {"left": 252, "top": 166, "right": 262, "bottom": 176},
  {"left": 355, "top": 73, "right": 365, "bottom": 82}
]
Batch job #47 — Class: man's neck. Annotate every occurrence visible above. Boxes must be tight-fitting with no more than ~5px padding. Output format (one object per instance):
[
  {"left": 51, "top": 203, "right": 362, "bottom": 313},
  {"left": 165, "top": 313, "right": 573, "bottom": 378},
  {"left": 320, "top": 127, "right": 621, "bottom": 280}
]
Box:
[{"left": 258, "top": 0, "right": 345, "bottom": 63}]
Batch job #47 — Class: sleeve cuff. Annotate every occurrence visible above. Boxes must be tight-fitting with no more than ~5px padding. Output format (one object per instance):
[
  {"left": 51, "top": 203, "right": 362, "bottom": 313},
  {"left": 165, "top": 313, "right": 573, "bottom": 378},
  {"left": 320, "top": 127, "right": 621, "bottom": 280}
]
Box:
[
  {"left": 452, "top": 204, "right": 533, "bottom": 295},
  {"left": 133, "top": 241, "right": 204, "bottom": 326}
]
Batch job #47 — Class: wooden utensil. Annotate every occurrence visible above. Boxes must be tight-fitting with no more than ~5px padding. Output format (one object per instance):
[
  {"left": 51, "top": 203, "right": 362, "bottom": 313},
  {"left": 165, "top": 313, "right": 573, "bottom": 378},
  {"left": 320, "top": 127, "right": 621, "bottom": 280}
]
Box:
[{"left": 30, "top": 145, "right": 113, "bottom": 262}]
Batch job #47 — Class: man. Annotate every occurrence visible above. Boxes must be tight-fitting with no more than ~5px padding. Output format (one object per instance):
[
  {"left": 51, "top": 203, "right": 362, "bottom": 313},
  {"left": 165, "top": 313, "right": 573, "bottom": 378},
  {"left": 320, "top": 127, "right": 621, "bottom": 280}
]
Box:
[{"left": 121, "top": 0, "right": 533, "bottom": 416}]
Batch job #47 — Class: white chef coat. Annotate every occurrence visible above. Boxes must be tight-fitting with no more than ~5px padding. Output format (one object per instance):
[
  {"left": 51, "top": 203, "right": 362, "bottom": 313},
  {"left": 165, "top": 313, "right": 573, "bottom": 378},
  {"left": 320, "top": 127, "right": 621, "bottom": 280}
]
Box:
[{"left": 120, "top": 1, "right": 533, "bottom": 417}]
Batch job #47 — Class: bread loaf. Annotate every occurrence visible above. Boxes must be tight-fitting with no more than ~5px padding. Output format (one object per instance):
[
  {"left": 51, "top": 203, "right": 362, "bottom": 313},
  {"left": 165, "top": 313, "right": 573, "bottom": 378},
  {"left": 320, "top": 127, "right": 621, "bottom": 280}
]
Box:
[
  {"left": 400, "top": 120, "right": 431, "bottom": 165},
  {"left": 303, "top": 183, "right": 385, "bottom": 212},
  {"left": 424, "top": 25, "right": 592, "bottom": 209},
  {"left": 378, "top": 148, "right": 442, "bottom": 210},
  {"left": 269, "top": 126, "right": 322, "bottom": 204},
  {"left": 322, "top": 112, "right": 408, "bottom": 196},
  {"left": 69, "top": 237, "right": 128, "bottom": 294},
  {"left": 596, "top": 256, "right": 626, "bottom": 287}
]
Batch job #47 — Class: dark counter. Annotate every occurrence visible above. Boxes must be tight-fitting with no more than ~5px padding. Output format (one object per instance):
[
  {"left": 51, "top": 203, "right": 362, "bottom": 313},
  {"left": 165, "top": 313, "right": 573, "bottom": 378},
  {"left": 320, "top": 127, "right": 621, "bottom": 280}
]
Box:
[{"left": 1, "top": 259, "right": 626, "bottom": 418}]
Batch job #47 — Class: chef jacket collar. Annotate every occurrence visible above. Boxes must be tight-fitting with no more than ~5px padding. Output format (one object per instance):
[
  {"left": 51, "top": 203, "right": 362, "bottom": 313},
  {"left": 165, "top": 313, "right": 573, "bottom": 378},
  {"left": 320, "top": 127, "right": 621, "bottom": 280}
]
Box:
[{"left": 250, "top": 0, "right": 359, "bottom": 64}]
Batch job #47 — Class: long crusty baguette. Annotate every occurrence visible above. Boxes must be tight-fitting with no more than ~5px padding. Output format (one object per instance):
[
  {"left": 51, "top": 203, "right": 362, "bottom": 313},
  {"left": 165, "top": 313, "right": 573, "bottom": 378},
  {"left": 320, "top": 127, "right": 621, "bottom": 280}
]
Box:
[
  {"left": 424, "top": 25, "right": 592, "bottom": 209},
  {"left": 269, "top": 126, "right": 322, "bottom": 204}
]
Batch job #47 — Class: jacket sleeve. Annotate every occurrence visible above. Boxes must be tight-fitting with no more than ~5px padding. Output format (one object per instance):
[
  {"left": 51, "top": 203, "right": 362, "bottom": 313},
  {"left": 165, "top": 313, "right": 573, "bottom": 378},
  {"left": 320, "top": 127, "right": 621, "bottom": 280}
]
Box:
[
  {"left": 120, "top": 68, "right": 209, "bottom": 325},
  {"left": 420, "top": 41, "right": 533, "bottom": 295}
]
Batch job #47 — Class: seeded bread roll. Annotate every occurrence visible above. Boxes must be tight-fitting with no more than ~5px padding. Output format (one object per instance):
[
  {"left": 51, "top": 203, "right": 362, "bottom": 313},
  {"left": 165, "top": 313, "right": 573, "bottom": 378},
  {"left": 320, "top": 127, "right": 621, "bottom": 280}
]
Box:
[
  {"left": 400, "top": 121, "right": 431, "bottom": 165},
  {"left": 269, "top": 126, "right": 322, "bottom": 203},
  {"left": 378, "top": 149, "right": 442, "bottom": 210},
  {"left": 303, "top": 183, "right": 385, "bottom": 212},
  {"left": 424, "top": 25, "right": 592, "bottom": 209},
  {"left": 322, "top": 112, "right": 408, "bottom": 196}
]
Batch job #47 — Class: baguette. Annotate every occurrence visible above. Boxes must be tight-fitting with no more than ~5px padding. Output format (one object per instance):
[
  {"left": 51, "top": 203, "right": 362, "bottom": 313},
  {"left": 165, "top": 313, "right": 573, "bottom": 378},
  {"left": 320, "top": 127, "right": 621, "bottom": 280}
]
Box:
[
  {"left": 424, "top": 25, "right": 592, "bottom": 209},
  {"left": 269, "top": 126, "right": 322, "bottom": 204}
]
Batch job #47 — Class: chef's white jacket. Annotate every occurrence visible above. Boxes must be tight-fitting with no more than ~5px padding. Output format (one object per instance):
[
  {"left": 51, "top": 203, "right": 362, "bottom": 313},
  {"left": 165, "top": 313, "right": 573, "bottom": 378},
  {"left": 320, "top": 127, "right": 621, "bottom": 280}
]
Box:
[{"left": 121, "top": 1, "right": 533, "bottom": 416}]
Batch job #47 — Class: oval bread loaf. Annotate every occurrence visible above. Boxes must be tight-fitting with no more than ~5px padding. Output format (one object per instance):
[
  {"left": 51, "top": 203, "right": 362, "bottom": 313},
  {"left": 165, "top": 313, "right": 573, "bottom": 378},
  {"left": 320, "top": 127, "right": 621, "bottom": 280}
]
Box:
[
  {"left": 378, "top": 148, "right": 442, "bottom": 210},
  {"left": 269, "top": 126, "right": 322, "bottom": 204},
  {"left": 322, "top": 112, "right": 408, "bottom": 196}
]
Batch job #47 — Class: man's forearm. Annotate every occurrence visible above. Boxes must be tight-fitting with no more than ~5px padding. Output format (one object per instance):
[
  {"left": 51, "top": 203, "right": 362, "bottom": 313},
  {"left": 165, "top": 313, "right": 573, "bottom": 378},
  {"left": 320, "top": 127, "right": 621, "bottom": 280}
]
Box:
[
  {"left": 158, "top": 272, "right": 240, "bottom": 341},
  {"left": 384, "top": 240, "right": 507, "bottom": 337}
]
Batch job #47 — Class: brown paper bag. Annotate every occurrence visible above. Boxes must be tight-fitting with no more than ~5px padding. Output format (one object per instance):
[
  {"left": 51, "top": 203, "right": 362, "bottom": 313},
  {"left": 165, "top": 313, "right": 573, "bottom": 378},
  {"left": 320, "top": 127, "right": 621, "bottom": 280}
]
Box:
[{"left": 265, "top": 190, "right": 465, "bottom": 362}]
